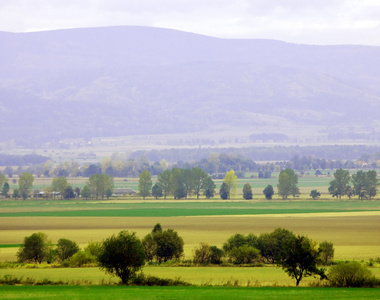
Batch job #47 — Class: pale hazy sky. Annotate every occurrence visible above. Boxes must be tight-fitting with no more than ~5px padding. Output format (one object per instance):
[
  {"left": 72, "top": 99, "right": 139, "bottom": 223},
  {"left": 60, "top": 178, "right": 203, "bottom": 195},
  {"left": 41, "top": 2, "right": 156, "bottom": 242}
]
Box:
[{"left": 1, "top": 0, "right": 380, "bottom": 46}]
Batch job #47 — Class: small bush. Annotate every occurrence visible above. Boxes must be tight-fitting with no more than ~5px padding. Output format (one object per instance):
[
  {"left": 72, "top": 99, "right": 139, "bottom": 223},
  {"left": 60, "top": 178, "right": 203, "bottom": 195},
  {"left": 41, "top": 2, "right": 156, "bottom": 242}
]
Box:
[
  {"left": 84, "top": 241, "right": 102, "bottom": 258},
  {"left": 132, "top": 273, "right": 191, "bottom": 286},
  {"left": 210, "top": 246, "right": 224, "bottom": 265},
  {"left": 193, "top": 243, "right": 211, "bottom": 264},
  {"left": 328, "top": 261, "right": 380, "bottom": 287},
  {"left": 0, "top": 275, "right": 23, "bottom": 285},
  {"left": 62, "top": 250, "right": 97, "bottom": 267},
  {"left": 0, "top": 275, "right": 67, "bottom": 286},
  {"left": 0, "top": 262, "right": 27, "bottom": 269},
  {"left": 229, "top": 245, "right": 260, "bottom": 264}
]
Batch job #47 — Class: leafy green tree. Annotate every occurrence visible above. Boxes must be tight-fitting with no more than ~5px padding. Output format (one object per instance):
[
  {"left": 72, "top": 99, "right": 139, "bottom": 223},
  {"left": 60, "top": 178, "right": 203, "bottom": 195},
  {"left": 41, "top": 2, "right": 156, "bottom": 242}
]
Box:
[
  {"left": 182, "top": 168, "right": 195, "bottom": 198},
  {"left": 13, "top": 188, "right": 19, "bottom": 199},
  {"left": 328, "top": 169, "right": 350, "bottom": 198},
  {"left": 263, "top": 185, "right": 274, "bottom": 200},
  {"left": 193, "top": 243, "right": 224, "bottom": 265},
  {"left": 152, "top": 223, "right": 162, "bottom": 233},
  {"left": 209, "top": 246, "right": 224, "bottom": 264},
  {"left": 155, "top": 228, "right": 184, "bottom": 262},
  {"left": 352, "top": 170, "right": 379, "bottom": 200},
  {"left": 310, "top": 190, "right": 321, "bottom": 200},
  {"left": 256, "top": 228, "right": 294, "bottom": 264},
  {"left": 223, "top": 233, "right": 260, "bottom": 264},
  {"left": 98, "top": 231, "right": 146, "bottom": 284},
  {"left": 18, "top": 172, "right": 34, "bottom": 200},
  {"left": 223, "top": 170, "right": 238, "bottom": 199},
  {"left": 105, "top": 188, "right": 112, "bottom": 199},
  {"left": 63, "top": 186, "right": 75, "bottom": 199},
  {"left": 277, "top": 234, "right": 326, "bottom": 286},
  {"left": 89, "top": 174, "right": 114, "bottom": 200},
  {"left": 223, "top": 233, "right": 258, "bottom": 253},
  {"left": 74, "top": 187, "right": 81, "bottom": 198},
  {"left": 56, "top": 238, "right": 80, "bottom": 262},
  {"left": 17, "top": 232, "right": 50, "bottom": 264},
  {"left": 202, "top": 176, "right": 216, "bottom": 199},
  {"left": 351, "top": 170, "right": 366, "bottom": 199},
  {"left": 0, "top": 174, "right": 7, "bottom": 189},
  {"left": 157, "top": 170, "right": 172, "bottom": 199},
  {"left": 138, "top": 170, "right": 152, "bottom": 199},
  {"left": 142, "top": 224, "right": 184, "bottom": 263},
  {"left": 219, "top": 182, "right": 229, "bottom": 200},
  {"left": 243, "top": 183, "right": 253, "bottom": 200},
  {"left": 365, "top": 170, "right": 379, "bottom": 199},
  {"left": 2, "top": 182, "right": 10, "bottom": 198},
  {"left": 192, "top": 167, "right": 208, "bottom": 199},
  {"left": 318, "top": 241, "right": 334, "bottom": 265},
  {"left": 346, "top": 185, "right": 354, "bottom": 199},
  {"left": 277, "top": 169, "right": 298, "bottom": 199},
  {"left": 171, "top": 168, "right": 186, "bottom": 199},
  {"left": 142, "top": 234, "right": 157, "bottom": 262},
  {"left": 84, "top": 164, "right": 101, "bottom": 177},
  {"left": 51, "top": 176, "right": 69, "bottom": 199},
  {"left": 81, "top": 184, "right": 91, "bottom": 199},
  {"left": 152, "top": 183, "right": 163, "bottom": 199},
  {"left": 229, "top": 245, "right": 260, "bottom": 264}
]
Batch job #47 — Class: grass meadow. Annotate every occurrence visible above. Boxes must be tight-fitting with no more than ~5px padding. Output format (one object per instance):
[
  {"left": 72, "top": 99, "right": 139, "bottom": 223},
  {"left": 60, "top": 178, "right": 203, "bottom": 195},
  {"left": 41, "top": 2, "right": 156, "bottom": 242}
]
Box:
[{"left": 1, "top": 286, "right": 380, "bottom": 300}]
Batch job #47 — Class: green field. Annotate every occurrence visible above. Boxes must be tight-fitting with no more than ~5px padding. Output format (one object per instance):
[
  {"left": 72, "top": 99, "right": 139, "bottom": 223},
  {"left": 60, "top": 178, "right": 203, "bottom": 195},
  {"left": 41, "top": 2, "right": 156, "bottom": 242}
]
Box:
[
  {"left": 1, "top": 196, "right": 380, "bottom": 297},
  {"left": 1, "top": 199, "right": 379, "bottom": 217},
  {"left": 1, "top": 286, "right": 380, "bottom": 300}
]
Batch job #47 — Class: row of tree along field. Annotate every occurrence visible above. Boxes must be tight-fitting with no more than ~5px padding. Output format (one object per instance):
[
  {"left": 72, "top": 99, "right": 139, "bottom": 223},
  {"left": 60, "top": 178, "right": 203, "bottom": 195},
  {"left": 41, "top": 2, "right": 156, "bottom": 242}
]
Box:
[
  {"left": 14, "top": 225, "right": 380, "bottom": 287},
  {"left": 1, "top": 151, "right": 379, "bottom": 180},
  {"left": 1, "top": 167, "right": 379, "bottom": 201}
]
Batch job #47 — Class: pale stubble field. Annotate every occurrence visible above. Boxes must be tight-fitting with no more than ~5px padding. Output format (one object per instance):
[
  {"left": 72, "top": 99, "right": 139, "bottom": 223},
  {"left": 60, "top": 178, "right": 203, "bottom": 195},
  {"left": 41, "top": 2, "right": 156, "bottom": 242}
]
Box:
[{"left": 1, "top": 212, "right": 380, "bottom": 261}]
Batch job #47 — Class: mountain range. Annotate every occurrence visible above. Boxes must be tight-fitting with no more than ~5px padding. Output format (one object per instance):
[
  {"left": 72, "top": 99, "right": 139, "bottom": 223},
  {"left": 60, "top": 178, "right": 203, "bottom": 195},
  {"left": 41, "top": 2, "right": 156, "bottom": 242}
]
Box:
[{"left": 1, "top": 26, "right": 380, "bottom": 145}]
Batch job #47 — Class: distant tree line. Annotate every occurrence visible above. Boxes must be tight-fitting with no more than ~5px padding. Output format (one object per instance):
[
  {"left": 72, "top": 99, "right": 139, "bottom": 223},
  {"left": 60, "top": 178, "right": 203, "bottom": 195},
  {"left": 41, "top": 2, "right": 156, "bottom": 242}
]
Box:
[
  {"left": 138, "top": 168, "right": 215, "bottom": 200},
  {"left": 328, "top": 169, "right": 379, "bottom": 199},
  {"left": 3, "top": 148, "right": 380, "bottom": 181},
  {"left": 0, "top": 154, "right": 49, "bottom": 166},
  {"left": 9, "top": 172, "right": 113, "bottom": 200},
  {"left": 130, "top": 145, "right": 380, "bottom": 164}
]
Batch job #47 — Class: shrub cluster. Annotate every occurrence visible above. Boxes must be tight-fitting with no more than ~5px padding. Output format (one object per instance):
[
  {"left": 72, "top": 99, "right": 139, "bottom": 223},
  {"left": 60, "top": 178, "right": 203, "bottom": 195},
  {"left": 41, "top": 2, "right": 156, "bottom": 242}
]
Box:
[
  {"left": 17, "top": 233, "right": 81, "bottom": 265},
  {"left": 142, "top": 224, "right": 184, "bottom": 263},
  {"left": 13, "top": 227, "right": 380, "bottom": 288},
  {"left": 328, "top": 261, "right": 380, "bottom": 287},
  {"left": 193, "top": 243, "right": 224, "bottom": 265}
]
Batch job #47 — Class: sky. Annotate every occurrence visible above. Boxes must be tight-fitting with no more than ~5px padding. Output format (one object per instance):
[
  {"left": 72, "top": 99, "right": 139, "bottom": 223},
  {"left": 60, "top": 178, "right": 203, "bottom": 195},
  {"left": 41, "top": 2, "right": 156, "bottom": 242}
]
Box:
[{"left": 1, "top": 0, "right": 380, "bottom": 46}]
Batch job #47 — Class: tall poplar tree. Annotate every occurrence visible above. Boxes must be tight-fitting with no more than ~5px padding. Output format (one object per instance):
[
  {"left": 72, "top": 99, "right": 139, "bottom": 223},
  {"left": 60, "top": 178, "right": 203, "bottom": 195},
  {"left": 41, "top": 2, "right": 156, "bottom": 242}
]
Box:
[
  {"left": 138, "top": 170, "right": 152, "bottom": 200},
  {"left": 223, "top": 170, "right": 238, "bottom": 199}
]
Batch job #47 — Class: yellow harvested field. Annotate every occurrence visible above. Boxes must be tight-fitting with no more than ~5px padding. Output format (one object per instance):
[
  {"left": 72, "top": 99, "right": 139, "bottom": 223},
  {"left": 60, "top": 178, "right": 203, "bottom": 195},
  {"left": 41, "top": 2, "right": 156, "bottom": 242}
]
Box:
[{"left": 1, "top": 212, "right": 380, "bottom": 261}]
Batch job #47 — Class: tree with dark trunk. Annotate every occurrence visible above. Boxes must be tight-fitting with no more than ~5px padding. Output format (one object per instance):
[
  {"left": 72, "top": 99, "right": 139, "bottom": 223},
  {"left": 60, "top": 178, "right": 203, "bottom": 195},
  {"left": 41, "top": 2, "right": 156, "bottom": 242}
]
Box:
[{"left": 98, "top": 231, "right": 146, "bottom": 284}]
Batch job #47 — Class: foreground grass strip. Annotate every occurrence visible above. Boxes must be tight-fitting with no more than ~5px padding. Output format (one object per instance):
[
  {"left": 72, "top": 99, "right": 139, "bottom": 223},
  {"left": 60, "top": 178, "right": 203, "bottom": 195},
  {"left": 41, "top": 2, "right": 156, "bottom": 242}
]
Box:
[{"left": 1, "top": 286, "right": 380, "bottom": 300}]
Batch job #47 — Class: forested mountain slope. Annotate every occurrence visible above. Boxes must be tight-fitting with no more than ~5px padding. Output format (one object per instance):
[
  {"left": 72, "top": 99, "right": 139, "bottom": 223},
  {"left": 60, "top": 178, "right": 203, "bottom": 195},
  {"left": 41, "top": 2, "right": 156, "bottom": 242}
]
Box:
[{"left": 1, "top": 26, "right": 379, "bottom": 143}]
